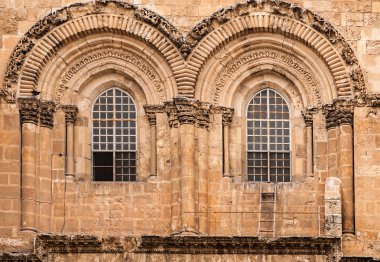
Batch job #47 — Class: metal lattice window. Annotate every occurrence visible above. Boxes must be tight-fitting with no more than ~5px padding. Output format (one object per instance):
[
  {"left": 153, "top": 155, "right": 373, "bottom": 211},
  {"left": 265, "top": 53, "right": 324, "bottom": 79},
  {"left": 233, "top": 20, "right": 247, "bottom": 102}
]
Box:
[
  {"left": 247, "top": 89, "right": 291, "bottom": 182},
  {"left": 92, "top": 88, "right": 137, "bottom": 182}
]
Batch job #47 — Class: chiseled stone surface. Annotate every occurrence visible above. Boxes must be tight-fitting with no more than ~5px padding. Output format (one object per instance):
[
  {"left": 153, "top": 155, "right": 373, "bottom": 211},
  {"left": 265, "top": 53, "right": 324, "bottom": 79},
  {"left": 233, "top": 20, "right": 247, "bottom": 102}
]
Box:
[{"left": 0, "top": 0, "right": 379, "bottom": 261}]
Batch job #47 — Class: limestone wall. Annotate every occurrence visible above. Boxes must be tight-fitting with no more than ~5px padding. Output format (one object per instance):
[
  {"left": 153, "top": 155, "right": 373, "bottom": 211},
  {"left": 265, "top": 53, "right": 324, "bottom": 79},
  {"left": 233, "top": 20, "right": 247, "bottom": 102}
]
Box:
[{"left": 0, "top": 0, "right": 379, "bottom": 260}]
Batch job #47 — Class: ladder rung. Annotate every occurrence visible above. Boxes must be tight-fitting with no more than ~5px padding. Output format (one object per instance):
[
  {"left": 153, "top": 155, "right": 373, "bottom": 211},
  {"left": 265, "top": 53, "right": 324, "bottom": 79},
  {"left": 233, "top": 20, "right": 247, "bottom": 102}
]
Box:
[
  {"left": 260, "top": 230, "right": 274, "bottom": 232},
  {"left": 261, "top": 201, "right": 275, "bottom": 203},
  {"left": 260, "top": 220, "right": 275, "bottom": 222}
]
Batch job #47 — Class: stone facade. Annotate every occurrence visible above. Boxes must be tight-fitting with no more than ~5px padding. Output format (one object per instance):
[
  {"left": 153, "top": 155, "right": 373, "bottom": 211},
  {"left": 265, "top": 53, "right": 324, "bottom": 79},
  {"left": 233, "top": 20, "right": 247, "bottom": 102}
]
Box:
[{"left": 0, "top": 0, "right": 379, "bottom": 261}]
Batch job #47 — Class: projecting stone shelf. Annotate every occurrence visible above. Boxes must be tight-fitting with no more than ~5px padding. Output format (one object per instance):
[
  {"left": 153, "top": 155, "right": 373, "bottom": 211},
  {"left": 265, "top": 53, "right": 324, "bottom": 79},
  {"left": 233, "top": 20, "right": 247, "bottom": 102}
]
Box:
[{"left": 136, "top": 236, "right": 341, "bottom": 256}]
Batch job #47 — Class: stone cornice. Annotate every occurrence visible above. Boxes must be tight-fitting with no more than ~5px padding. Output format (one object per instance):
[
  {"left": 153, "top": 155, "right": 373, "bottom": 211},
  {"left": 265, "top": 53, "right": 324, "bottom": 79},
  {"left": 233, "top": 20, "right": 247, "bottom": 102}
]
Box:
[
  {"left": 136, "top": 236, "right": 341, "bottom": 257},
  {"left": 61, "top": 105, "right": 78, "bottom": 124},
  {"left": 34, "top": 234, "right": 133, "bottom": 257},
  {"left": 18, "top": 97, "right": 40, "bottom": 125}
]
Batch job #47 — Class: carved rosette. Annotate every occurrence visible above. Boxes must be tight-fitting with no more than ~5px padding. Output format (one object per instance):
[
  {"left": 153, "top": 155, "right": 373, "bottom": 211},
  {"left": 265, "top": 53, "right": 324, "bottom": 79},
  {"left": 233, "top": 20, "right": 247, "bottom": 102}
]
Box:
[
  {"left": 61, "top": 105, "right": 78, "bottom": 124},
  {"left": 143, "top": 105, "right": 165, "bottom": 126},
  {"left": 164, "top": 98, "right": 211, "bottom": 128},
  {"left": 39, "top": 101, "right": 56, "bottom": 129},
  {"left": 323, "top": 100, "right": 354, "bottom": 130},
  {"left": 18, "top": 97, "right": 40, "bottom": 125}
]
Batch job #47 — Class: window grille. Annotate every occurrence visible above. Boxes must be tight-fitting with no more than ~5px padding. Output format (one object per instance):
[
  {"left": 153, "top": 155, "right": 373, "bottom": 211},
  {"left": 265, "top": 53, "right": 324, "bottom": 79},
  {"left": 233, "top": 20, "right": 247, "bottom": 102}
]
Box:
[
  {"left": 92, "top": 88, "right": 137, "bottom": 181},
  {"left": 247, "top": 89, "right": 291, "bottom": 182}
]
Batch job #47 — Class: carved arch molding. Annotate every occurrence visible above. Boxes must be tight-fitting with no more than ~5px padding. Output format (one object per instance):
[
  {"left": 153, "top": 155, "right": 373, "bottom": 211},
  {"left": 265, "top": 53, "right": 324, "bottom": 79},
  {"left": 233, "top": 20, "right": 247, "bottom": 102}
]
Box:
[{"left": 0, "top": 0, "right": 370, "bottom": 106}]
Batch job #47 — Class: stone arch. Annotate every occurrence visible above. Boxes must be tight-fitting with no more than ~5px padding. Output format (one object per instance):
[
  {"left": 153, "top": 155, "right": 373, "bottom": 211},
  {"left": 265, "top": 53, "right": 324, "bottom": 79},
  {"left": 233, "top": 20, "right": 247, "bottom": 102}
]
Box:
[
  {"left": 187, "top": 0, "right": 365, "bottom": 101},
  {"left": 38, "top": 34, "right": 174, "bottom": 105},
  {"left": 197, "top": 34, "right": 334, "bottom": 107},
  {"left": 1, "top": 0, "right": 183, "bottom": 103}
]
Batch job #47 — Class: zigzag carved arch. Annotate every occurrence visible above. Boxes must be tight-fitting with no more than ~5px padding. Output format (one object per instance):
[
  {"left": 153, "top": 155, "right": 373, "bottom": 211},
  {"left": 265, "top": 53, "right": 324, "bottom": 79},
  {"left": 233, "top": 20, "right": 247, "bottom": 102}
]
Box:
[{"left": 0, "top": 0, "right": 365, "bottom": 103}]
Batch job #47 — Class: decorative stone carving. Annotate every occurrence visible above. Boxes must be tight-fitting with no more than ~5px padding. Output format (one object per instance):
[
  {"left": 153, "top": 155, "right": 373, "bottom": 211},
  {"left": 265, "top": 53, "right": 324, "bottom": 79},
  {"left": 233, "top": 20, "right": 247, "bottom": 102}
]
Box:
[
  {"left": 302, "top": 107, "right": 318, "bottom": 127},
  {"left": 19, "top": 97, "right": 40, "bottom": 125},
  {"left": 323, "top": 100, "right": 354, "bottom": 130},
  {"left": 28, "top": 10, "right": 69, "bottom": 39},
  {"left": 61, "top": 105, "right": 78, "bottom": 123},
  {"left": 34, "top": 234, "right": 135, "bottom": 257},
  {"left": 137, "top": 236, "right": 341, "bottom": 255},
  {"left": 196, "top": 102, "right": 212, "bottom": 128},
  {"left": 164, "top": 98, "right": 211, "bottom": 128},
  {"left": 1, "top": 0, "right": 366, "bottom": 104},
  {"left": 39, "top": 101, "right": 56, "bottom": 129},
  {"left": 135, "top": 8, "right": 160, "bottom": 26},
  {"left": 55, "top": 48, "right": 165, "bottom": 104},
  {"left": 144, "top": 105, "right": 165, "bottom": 126},
  {"left": 221, "top": 108, "right": 234, "bottom": 127},
  {"left": 190, "top": 18, "right": 212, "bottom": 40},
  {"left": 212, "top": 49, "right": 322, "bottom": 106}
]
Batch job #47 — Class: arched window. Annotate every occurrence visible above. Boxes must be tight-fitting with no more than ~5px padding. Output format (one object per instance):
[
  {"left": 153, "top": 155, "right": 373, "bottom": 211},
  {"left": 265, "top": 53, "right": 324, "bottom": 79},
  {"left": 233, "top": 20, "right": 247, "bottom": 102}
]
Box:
[
  {"left": 247, "top": 89, "right": 291, "bottom": 182},
  {"left": 92, "top": 88, "right": 137, "bottom": 182}
]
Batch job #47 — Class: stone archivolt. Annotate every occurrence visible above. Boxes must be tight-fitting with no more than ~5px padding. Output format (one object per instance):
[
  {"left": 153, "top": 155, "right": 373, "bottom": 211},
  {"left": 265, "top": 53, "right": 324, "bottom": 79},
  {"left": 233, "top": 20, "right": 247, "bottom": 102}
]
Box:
[
  {"left": 53, "top": 48, "right": 166, "bottom": 104},
  {"left": 1, "top": 0, "right": 366, "bottom": 104},
  {"left": 210, "top": 48, "right": 323, "bottom": 106}
]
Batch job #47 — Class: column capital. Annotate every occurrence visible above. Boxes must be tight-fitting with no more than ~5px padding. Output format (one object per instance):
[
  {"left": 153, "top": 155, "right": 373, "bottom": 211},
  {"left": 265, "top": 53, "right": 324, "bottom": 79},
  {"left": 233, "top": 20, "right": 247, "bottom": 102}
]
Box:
[
  {"left": 164, "top": 98, "right": 211, "bottom": 128},
  {"left": 61, "top": 105, "right": 78, "bottom": 123},
  {"left": 143, "top": 105, "right": 165, "bottom": 126},
  {"left": 212, "top": 106, "right": 234, "bottom": 126},
  {"left": 323, "top": 100, "right": 354, "bottom": 130},
  {"left": 302, "top": 107, "right": 318, "bottom": 127},
  {"left": 18, "top": 97, "right": 40, "bottom": 125},
  {"left": 39, "top": 101, "right": 56, "bottom": 129}
]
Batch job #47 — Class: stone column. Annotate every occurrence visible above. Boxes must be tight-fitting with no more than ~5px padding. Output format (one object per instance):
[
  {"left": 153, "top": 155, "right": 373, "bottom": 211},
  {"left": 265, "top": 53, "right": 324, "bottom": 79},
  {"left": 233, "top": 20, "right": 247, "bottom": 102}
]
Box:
[
  {"left": 19, "top": 98, "right": 40, "bottom": 233},
  {"left": 324, "top": 105, "right": 339, "bottom": 178},
  {"left": 336, "top": 101, "right": 355, "bottom": 235},
  {"left": 324, "top": 101, "right": 355, "bottom": 236},
  {"left": 302, "top": 109, "right": 315, "bottom": 177},
  {"left": 176, "top": 98, "right": 197, "bottom": 235},
  {"left": 144, "top": 105, "right": 165, "bottom": 177},
  {"left": 222, "top": 108, "right": 234, "bottom": 177},
  {"left": 166, "top": 103, "right": 181, "bottom": 234},
  {"left": 61, "top": 105, "right": 78, "bottom": 177},
  {"left": 196, "top": 103, "right": 210, "bottom": 235},
  {"left": 38, "top": 101, "right": 56, "bottom": 232}
]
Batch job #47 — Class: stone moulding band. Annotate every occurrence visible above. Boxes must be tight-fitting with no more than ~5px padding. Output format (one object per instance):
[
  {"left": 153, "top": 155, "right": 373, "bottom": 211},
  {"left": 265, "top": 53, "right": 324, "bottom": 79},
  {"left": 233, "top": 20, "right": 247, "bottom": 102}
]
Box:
[
  {"left": 30, "top": 234, "right": 342, "bottom": 258},
  {"left": 1, "top": 0, "right": 366, "bottom": 103}
]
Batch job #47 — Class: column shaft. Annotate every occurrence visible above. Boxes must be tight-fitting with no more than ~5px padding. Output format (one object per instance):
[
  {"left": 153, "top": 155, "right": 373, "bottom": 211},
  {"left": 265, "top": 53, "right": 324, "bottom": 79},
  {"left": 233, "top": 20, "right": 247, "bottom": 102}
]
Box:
[
  {"left": 339, "top": 124, "right": 354, "bottom": 234},
  {"left": 66, "top": 122, "right": 74, "bottom": 176},
  {"left": 197, "top": 127, "right": 209, "bottom": 234},
  {"left": 179, "top": 124, "right": 197, "bottom": 233},
  {"left": 170, "top": 127, "right": 180, "bottom": 234},
  {"left": 21, "top": 123, "right": 37, "bottom": 232},
  {"left": 150, "top": 124, "right": 157, "bottom": 176},
  {"left": 223, "top": 125, "right": 230, "bottom": 176},
  {"left": 306, "top": 126, "right": 313, "bottom": 176}
]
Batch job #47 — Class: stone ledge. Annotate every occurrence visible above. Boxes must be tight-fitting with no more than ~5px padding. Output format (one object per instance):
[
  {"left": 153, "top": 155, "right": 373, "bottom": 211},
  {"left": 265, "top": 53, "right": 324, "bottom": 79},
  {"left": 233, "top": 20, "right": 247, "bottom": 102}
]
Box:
[{"left": 136, "top": 236, "right": 341, "bottom": 255}]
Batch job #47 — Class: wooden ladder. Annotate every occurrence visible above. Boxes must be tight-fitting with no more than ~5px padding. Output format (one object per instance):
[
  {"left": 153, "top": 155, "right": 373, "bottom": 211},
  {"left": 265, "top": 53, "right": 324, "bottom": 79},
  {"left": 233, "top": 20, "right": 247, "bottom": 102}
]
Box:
[{"left": 258, "top": 184, "right": 277, "bottom": 238}]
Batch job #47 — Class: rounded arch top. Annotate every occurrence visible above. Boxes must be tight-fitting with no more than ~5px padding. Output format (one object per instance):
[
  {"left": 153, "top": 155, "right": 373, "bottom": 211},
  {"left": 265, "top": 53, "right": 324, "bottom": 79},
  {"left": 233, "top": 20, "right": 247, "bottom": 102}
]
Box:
[
  {"left": 0, "top": 0, "right": 366, "bottom": 103},
  {"left": 1, "top": 0, "right": 184, "bottom": 102}
]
